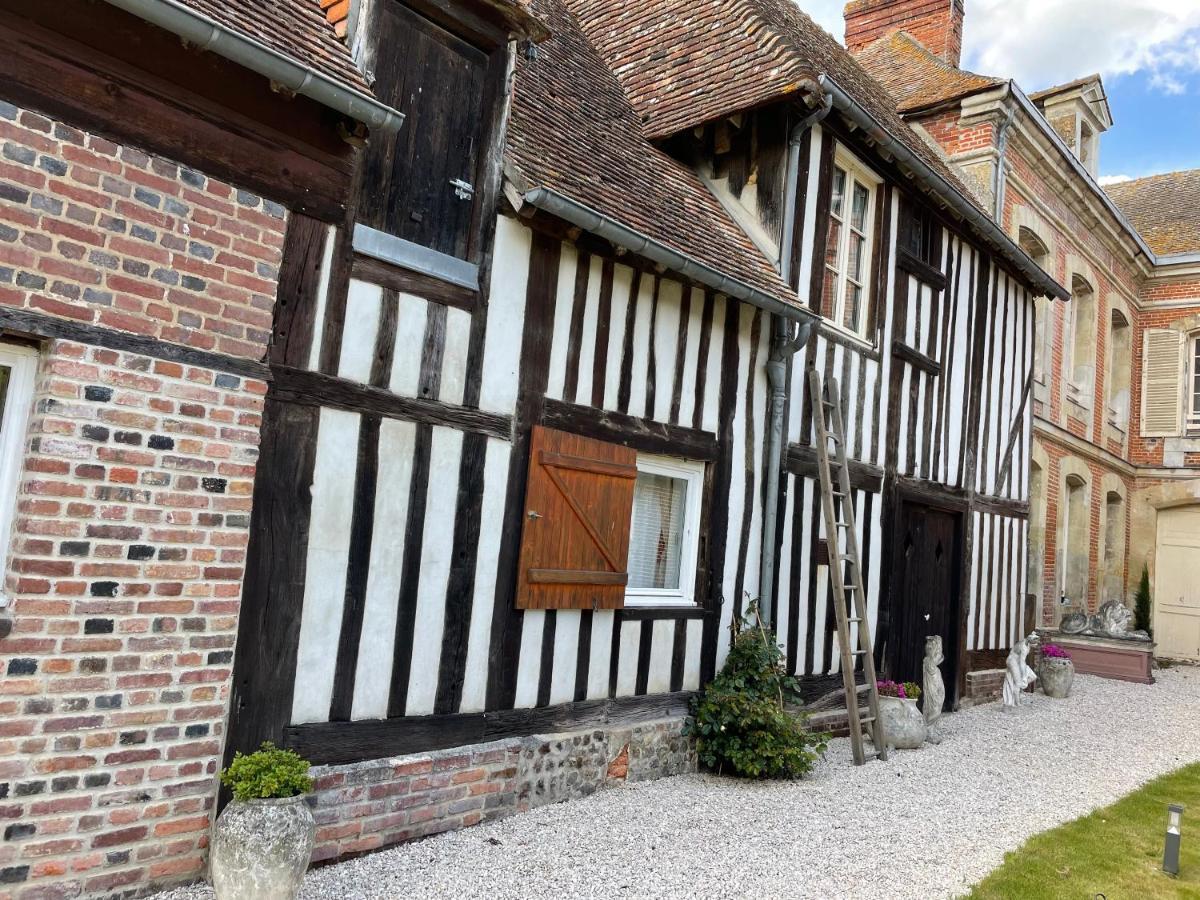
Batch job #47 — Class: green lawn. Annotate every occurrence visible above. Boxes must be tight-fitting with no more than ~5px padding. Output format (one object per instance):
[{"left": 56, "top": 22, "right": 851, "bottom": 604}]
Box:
[{"left": 969, "top": 763, "right": 1200, "bottom": 899}]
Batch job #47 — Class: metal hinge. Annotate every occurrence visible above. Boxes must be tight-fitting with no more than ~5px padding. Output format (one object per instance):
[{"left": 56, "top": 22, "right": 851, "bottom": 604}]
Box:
[{"left": 450, "top": 178, "right": 475, "bottom": 200}]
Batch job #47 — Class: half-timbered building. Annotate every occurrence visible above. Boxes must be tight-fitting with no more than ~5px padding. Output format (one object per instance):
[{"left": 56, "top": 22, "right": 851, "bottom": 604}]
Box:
[
  {"left": 219, "top": 0, "right": 1066, "bottom": 865},
  {"left": 0, "top": 0, "right": 1071, "bottom": 894}
]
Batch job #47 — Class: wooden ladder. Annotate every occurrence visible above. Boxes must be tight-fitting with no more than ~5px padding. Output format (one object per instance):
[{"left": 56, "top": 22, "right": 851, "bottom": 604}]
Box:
[{"left": 807, "top": 369, "right": 888, "bottom": 766}]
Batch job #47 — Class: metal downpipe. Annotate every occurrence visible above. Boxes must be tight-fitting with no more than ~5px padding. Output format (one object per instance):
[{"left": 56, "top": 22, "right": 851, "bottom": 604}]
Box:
[{"left": 758, "top": 91, "right": 831, "bottom": 629}]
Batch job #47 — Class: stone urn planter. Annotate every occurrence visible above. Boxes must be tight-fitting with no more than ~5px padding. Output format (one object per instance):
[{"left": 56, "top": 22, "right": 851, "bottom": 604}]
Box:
[
  {"left": 1038, "top": 649, "right": 1075, "bottom": 699},
  {"left": 211, "top": 796, "right": 315, "bottom": 900},
  {"left": 212, "top": 743, "right": 315, "bottom": 900},
  {"left": 875, "top": 681, "right": 927, "bottom": 750}
]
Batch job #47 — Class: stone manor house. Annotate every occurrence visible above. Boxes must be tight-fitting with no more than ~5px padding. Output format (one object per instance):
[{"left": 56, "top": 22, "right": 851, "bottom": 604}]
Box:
[
  {"left": 846, "top": 0, "right": 1200, "bottom": 660},
  {"left": 0, "top": 0, "right": 1191, "bottom": 897}
]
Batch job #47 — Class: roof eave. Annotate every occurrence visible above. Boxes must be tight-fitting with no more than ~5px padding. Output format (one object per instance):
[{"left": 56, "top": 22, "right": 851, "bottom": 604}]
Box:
[
  {"left": 1007, "top": 82, "right": 1155, "bottom": 264},
  {"left": 521, "top": 186, "right": 819, "bottom": 323},
  {"left": 100, "top": 0, "right": 405, "bottom": 133},
  {"left": 818, "top": 75, "right": 1070, "bottom": 301}
]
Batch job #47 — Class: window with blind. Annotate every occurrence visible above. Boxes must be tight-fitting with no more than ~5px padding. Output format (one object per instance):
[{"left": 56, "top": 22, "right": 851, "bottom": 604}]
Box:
[
  {"left": 625, "top": 455, "right": 703, "bottom": 606},
  {"left": 1190, "top": 335, "right": 1200, "bottom": 431},
  {"left": 821, "top": 147, "right": 881, "bottom": 341}
]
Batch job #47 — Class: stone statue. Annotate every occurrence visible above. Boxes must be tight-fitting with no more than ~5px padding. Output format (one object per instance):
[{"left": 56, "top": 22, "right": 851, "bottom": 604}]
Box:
[
  {"left": 922, "top": 636, "right": 945, "bottom": 743},
  {"left": 1059, "top": 599, "right": 1150, "bottom": 642},
  {"left": 1003, "top": 633, "right": 1038, "bottom": 709}
]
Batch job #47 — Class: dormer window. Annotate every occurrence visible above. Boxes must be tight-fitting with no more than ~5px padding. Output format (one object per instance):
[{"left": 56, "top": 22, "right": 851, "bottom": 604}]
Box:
[{"left": 821, "top": 146, "right": 881, "bottom": 340}]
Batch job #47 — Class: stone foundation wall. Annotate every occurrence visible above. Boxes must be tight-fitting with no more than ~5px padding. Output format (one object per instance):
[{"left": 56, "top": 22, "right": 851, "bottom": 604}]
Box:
[{"left": 307, "top": 717, "right": 694, "bottom": 866}]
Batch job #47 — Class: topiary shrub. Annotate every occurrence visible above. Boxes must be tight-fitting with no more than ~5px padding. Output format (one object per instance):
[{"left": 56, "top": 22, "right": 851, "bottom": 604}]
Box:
[
  {"left": 1134, "top": 563, "right": 1152, "bottom": 637},
  {"left": 221, "top": 742, "right": 313, "bottom": 802},
  {"left": 684, "top": 602, "right": 828, "bottom": 779}
]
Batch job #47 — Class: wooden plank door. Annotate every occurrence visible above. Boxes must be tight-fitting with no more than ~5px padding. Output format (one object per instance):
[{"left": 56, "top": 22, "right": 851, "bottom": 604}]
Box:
[
  {"left": 892, "top": 501, "right": 961, "bottom": 709},
  {"left": 1154, "top": 505, "right": 1200, "bottom": 661}
]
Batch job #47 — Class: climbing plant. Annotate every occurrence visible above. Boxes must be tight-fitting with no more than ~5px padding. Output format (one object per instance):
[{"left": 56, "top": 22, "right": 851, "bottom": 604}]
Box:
[{"left": 685, "top": 602, "right": 828, "bottom": 779}]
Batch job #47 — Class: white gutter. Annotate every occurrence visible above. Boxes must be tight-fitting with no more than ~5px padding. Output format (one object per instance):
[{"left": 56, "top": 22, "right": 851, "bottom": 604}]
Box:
[
  {"left": 101, "top": 0, "right": 405, "bottom": 134},
  {"left": 522, "top": 187, "right": 820, "bottom": 324},
  {"left": 819, "top": 75, "right": 1070, "bottom": 301}
]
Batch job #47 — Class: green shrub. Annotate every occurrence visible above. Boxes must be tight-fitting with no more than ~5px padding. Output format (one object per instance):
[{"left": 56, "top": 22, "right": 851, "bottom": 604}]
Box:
[
  {"left": 220, "top": 742, "right": 313, "bottom": 802},
  {"left": 1134, "top": 563, "right": 1152, "bottom": 637},
  {"left": 684, "top": 603, "right": 828, "bottom": 779}
]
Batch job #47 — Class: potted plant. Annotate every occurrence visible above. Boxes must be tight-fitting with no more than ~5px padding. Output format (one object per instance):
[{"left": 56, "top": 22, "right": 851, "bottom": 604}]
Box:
[
  {"left": 210, "top": 742, "right": 315, "bottom": 900},
  {"left": 875, "top": 680, "right": 927, "bottom": 750},
  {"left": 1038, "top": 643, "right": 1074, "bottom": 698}
]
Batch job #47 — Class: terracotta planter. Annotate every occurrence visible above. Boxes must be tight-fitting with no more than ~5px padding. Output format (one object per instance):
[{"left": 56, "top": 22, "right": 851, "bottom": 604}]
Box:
[
  {"left": 210, "top": 795, "right": 315, "bottom": 900},
  {"left": 877, "top": 696, "right": 927, "bottom": 750},
  {"left": 1038, "top": 657, "right": 1074, "bottom": 699}
]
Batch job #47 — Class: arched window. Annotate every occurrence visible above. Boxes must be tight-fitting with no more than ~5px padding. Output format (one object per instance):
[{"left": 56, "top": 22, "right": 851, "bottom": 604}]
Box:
[
  {"left": 1060, "top": 472, "right": 1089, "bottom": 610},
  {"left": 1018, "top": 227, "right": 1053, "bottom": 385},
  {"left": 1027, "top": 461, "right": 1044, "bottom": 597},
  {"left": 1107, "top": 309, "right": 1131, "bottom": 431},
  {"left": 1066, "top": 274, "right": 1096, "bottom": 405},
  {"left": 1102, "top": 489, "right": 1126, "bottom": 604}
]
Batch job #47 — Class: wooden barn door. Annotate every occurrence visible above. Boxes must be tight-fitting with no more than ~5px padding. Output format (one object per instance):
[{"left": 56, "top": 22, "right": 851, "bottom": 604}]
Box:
[{"left": 892, "top": 501, "right": 961, "bottom": 709}]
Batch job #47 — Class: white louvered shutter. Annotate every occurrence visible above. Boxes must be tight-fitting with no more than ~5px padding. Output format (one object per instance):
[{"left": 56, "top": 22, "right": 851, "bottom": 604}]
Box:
[{"left": 1142, "top": 329, "right": 1183, "bottom": 437}]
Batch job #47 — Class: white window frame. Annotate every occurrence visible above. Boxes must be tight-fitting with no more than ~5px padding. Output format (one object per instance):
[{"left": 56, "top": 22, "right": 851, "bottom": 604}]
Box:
[
  {"left": 823, "top": 146, "right": 881, "bottom": 343},
  {"left": 624, "top": 454, "right": 704, "bottom": 608},
  {"left": 1189, "top": 333, "right": 1200, "bottom": 432},
  {"left": 0, "top": 344, "right": 37, "bottom": 610}
]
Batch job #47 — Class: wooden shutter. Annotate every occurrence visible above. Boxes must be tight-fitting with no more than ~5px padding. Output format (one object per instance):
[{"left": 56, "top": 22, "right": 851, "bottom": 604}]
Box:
[
  {"left": 516, "top": 426, "right": 637, "bottom": 610},
  {"left": 1142, "top": 329, "right": 1183, "bottom": 437}
]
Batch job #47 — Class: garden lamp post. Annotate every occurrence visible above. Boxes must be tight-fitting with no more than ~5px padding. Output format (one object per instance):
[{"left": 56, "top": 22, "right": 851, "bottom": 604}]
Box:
[{"left": 1163, "top": 803, "right": 1184, "bottom": 876}]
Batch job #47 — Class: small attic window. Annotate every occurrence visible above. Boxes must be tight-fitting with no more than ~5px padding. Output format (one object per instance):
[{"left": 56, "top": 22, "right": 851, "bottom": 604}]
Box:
[{"left": 1079, "top": 121, "right": 1094, "bottom": 166}]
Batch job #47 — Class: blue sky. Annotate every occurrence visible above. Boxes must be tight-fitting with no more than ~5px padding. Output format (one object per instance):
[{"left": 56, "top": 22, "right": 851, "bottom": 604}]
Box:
[{"left": 800, "top": 0, "right": 1200, "bottom": 183}]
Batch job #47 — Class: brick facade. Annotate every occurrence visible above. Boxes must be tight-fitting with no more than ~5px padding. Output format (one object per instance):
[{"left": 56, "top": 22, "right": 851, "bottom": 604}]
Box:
[
  {"left": 0, "top": 99, "right": 282, "bottom": 898},
  {"left": 889, "top": 35, "right": 1200, "bottom": 635}
]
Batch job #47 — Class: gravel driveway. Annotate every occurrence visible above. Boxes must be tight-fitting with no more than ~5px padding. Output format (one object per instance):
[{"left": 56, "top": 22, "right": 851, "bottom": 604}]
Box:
[{"left": 158, "top": 667, "right": 1200, "bottom": 899}]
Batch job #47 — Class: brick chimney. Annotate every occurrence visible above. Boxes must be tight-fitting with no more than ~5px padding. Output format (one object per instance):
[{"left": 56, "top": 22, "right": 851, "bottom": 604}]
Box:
[{"left": 844, "top": 0, "right": 966, "bottom": 68}]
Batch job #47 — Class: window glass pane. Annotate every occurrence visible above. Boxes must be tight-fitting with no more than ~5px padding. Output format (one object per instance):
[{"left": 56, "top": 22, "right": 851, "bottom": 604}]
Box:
[
  {"left": 830, "top": 169, "right": 846, "bottom": 219},
  {"left": 843, "top": 282, "right": 862, "bottom": 333},
  {"left": 825, "top": 217, "right": 842, "bottom": 267},
  {"left": 1194, "top": 339, "right": 1200, "bottom": 418},
  {"left": 847, "top": 231, "right": 865, "bottom": 282},
  {"left": 851, "top": 182, "right": 869, "bottom": 231},
  {"left": 0, "top": 366, "right": 10, "bottom": 426},
  {"left": 628, "top": 472, "right": 687, "bottom": 590}
]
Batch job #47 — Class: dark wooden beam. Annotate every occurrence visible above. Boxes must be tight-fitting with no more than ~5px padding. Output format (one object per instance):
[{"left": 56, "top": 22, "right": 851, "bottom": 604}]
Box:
[
  {"left": 0, "top": 305, "right": 270, "bottom": 381},
  {"left": 269, "top": 365, "right": 512, "bottom": 439},
  {"left": 350, "top": 255, "right": 479, "bottom": 312},
  {"left": 540, "top": 398, "right": 720, "bottom": 462},
  {"left": 786, "top": 444, "right": 884, "bottom": 492},
  {"left": 891, "top": 339, "right": 942, "bottom": 377},
  {"left": 284, "top": 691, "right": 696, "bottom": 766},
  {"left": 896, "top": 246, "right": 948, "bottom": 291}
]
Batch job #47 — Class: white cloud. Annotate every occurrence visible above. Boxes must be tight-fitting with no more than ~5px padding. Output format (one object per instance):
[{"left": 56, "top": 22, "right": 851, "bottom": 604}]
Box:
[
  {"left": 795, "top": 0, "right": 1200, "bottom": 95},
  {"left": 1098, "top": 174, "right": 1133, "bottom": 185},
  {"left": 963, "top": 0, "right": 1200, "bottom": 93}
]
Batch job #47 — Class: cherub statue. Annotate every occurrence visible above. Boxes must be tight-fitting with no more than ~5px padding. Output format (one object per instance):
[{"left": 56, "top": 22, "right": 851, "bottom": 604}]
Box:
[
  {"left": 923, "top": 636, "right": 945, "bottom": 743},
  {"left": 1002, "top": 632, "right": 1039, "bottom": 709}
]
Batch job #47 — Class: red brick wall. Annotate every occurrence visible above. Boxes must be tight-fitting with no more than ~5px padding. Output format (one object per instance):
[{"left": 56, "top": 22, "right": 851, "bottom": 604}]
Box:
[
  {"left": 0, "top": 100, "right": 282, "bottom": 360},
  {"left": 0, "top": 99, "right": 283, "bottom": 897}
]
